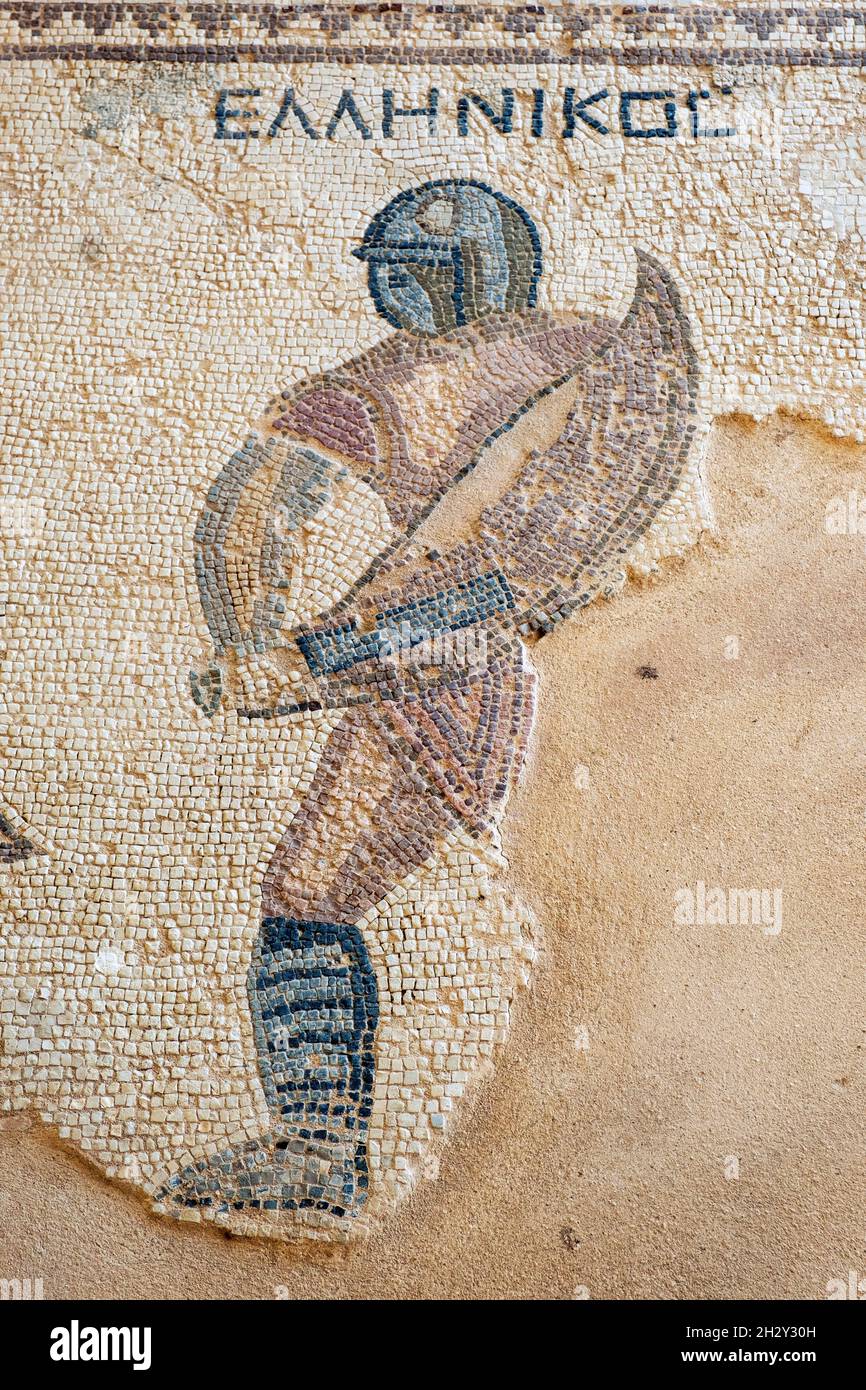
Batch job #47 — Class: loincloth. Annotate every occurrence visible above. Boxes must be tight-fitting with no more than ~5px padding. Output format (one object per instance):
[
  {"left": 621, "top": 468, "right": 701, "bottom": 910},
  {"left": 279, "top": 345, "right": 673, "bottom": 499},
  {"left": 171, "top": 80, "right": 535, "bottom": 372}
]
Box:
[{"left": 365, "top": 652, "right": 535, "bottom": 836}]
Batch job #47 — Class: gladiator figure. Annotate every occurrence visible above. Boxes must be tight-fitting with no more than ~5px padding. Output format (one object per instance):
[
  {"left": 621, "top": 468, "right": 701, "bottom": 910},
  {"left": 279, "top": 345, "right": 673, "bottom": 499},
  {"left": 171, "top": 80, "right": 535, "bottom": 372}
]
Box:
[{"left": 159, "top": 179, "right": 698, "bottom": 1230}]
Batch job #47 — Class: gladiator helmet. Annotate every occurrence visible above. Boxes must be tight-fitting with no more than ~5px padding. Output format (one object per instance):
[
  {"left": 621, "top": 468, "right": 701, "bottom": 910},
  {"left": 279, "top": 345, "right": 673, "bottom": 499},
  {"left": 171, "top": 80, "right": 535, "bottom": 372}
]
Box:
[{"left": 353, "top": 178, "right": 542, "bottom": 335}]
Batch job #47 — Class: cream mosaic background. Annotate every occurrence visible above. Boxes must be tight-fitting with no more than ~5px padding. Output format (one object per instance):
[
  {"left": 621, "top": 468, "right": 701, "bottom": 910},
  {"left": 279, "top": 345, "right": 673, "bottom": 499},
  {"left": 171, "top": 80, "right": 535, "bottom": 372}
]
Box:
[{"left": 0, "top": 7, "right": 864, "bottom": 1256}]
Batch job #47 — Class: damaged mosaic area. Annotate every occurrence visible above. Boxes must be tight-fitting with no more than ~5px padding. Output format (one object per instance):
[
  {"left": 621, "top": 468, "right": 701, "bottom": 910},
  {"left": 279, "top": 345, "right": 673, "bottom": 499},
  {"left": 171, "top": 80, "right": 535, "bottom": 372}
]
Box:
[{"left": 1, "top": 3, "right": 863, "bottom": 1241}]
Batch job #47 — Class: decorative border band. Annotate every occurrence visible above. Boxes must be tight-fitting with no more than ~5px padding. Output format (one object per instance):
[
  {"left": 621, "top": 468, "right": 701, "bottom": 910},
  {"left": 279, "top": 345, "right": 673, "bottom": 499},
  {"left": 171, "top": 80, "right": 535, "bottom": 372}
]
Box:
[{"left": 0, "top": 3, "right": 864, "bottom": 66}]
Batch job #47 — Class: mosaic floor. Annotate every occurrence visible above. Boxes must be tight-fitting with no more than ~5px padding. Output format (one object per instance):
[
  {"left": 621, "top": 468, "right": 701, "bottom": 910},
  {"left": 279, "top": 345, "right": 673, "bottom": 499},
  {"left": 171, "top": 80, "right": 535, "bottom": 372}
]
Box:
[{"left": 0, "top": 3, "right": 863, "bottom": 1242}]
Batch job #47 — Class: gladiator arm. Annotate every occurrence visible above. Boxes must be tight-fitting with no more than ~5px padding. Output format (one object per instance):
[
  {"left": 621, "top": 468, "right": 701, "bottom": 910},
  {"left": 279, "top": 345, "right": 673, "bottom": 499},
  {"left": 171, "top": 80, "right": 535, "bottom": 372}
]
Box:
[
  {"left": 194, "top": 435, "right": 273, "bottom": 656},
  {"left": 192, "top": 431, "right": 351, "bottom": 715},
  {"left": 195, "top": 428, "right": 352, "bottom": 655}
]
